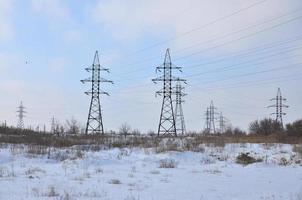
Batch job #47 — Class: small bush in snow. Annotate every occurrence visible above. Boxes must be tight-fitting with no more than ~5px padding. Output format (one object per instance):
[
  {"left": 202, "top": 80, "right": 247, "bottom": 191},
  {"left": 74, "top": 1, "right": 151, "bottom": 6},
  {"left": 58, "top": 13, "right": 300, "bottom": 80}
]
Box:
[
  {"left": 159, "top": 159, "right": 177, "bottom": 168},
  {"left": 236, "top": 153, "right": 263, "bottom": 165},
  {"left": 45, "top": 186, "right": 59, "bottom": 197},
  {"left": 108, "top": 179, "right": 121, "bottom": 184},
  {"left": 278, "top": 157, "right": 290, "bottom": 166}
]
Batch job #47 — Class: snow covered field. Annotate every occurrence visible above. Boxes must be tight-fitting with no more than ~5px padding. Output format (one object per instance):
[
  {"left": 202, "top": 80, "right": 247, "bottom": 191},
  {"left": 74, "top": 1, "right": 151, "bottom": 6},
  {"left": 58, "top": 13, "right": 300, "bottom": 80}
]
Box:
[{"left": 0, "top": 143, "right": 301, "bottom": 200}]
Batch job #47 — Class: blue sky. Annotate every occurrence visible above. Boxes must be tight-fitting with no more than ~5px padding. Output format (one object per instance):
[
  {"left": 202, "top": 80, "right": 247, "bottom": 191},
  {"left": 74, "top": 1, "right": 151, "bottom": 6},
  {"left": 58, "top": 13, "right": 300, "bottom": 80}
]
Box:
[{"left": 0, "top": 0, "right": 302, "bottom": 132}]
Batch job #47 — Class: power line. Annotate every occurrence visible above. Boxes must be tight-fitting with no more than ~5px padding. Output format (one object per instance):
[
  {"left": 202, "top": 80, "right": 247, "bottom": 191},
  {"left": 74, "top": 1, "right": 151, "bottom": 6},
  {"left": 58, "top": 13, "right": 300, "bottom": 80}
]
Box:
[
  {"left": 173, "top": 7, "right": 302, "bottom": 56},
  {"left": 113, "top": 39, "right": 302, "bottom": 83},
  {"left": 193, "top": 72, "right": 302, "bottom": 91},
  {"left": 112, "top": 7, "right": 302, "bottom": 76},
  {"left": 105, "top": 0, "right": 268, "bottom": 64},
  {"left": 184, "top": 45, "right": 302, "bottom": 78},
  {"left": 175, "top": 14, "right": 302, "bottom": 62},
  {"left": 200, "top": 63, "right": 302, "bottom": 86}
]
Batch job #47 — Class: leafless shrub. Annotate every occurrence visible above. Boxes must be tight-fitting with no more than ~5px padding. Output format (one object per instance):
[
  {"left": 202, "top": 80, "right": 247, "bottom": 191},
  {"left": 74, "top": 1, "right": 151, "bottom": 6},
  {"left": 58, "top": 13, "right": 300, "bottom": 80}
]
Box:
[
  {"left": 65, "top": 117, "right": 82, "bottom": 135},
  {"left": 119, "top": 123, "right": 131, "bottom": 138},
  {"left": 278, "top": 157, "right": 290, "bottom": 166}
]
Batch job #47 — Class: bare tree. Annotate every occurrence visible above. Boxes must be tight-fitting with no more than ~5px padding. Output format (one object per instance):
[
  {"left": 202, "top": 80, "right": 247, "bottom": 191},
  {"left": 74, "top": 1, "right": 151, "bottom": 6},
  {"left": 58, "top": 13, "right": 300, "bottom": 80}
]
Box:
[
  {"left": 119, "top": 123, "right": 131, "bottom": 138},
  {"left": 65, "top": 117, "right": 81, "bottom": 135}
]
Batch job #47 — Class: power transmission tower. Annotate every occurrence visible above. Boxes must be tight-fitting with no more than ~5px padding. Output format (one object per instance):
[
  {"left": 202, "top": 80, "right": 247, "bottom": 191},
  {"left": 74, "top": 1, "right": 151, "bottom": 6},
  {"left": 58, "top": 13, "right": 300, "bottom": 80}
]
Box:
[
  {"left": 152, "top": 49, "right": 185, "bottom": 137},
  {"left": 268, "top": 88, "right": 289, "bottom": 127},
  {"left": 81, "top": 51, "right": 113, "bottom": 134},
  {"left": 173, "top": 80, "right": 187, "bottom": 135},
  {"left": 204, "top": 107, "right": 211, "bottom": 134},
  {"left": 204, "top": 101, "right": 218, "bottom": 134},
  {"left": 51, "top": 116, "right": 56, "bottom": 134},
  {"left": 17, "top": 101, "right": 26, "bottom": 129},
  {"left": 218, "top": 112, "right": 227, "bottom": 133}
]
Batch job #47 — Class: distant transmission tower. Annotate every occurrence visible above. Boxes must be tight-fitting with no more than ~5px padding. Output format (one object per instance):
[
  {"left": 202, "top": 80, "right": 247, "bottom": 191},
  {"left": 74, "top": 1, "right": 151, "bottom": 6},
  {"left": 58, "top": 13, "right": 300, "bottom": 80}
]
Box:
[
  {"left": 204, "top": 101, "right": 218, "bottom": 134},
  {"left": 17, "top": 101, "right": 26, "bottom": 129},
  {"left": 152, "top": 49, "right": 185, "bottom": 137},
  {"left": 173, "top": 80, "right": 187, "bottom": 135},
  {"left": 268, "top": 88, "right": 289, "bottom": 127},
  {"left": 204, "top": 107, "right": 211, "bottom": 133},
  {"left": 81, "top": 51, "right": 113, "bottom": 134},
  {"left": 218, "top": 112, "right": 227, "bottom": 133}
]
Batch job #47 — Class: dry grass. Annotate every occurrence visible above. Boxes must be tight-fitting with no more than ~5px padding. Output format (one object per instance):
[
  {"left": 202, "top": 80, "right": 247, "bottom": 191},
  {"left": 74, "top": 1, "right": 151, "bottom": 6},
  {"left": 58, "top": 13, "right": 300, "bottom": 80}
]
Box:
[
  {"left": 159, "top": 159, "right": 177, "bottom": 168},
  {"left": 0, "top": 128, "right": 301, "bottom": 152}
]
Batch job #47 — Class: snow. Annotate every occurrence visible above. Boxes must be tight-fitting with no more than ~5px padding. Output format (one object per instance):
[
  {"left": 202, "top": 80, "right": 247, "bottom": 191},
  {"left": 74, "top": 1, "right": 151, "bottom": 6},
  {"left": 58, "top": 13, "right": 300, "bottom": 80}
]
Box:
[{"left": 0, "top": 143, "right": 301, "bottom": 200}]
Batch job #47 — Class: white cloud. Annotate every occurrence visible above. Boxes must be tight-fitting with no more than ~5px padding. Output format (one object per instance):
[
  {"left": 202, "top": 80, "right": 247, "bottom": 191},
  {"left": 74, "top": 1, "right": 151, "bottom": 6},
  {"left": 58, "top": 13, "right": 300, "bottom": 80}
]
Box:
[
  {"left": 31, "top": 0, "right": 72, "bottom": 24},
  {"left": 0, "top": 0, "right": 13, "bottom": 41}
]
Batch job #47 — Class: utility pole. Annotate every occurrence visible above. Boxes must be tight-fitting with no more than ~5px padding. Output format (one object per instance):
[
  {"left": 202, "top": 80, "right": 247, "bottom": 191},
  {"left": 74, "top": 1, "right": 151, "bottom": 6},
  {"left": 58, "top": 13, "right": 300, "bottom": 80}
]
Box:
[
  {"left": 173, "top": 80, "right": 187, "bottom": 135},
  {"left": 268, "top": 88, "right": 289, "bottom": 127},
  {"left": 17, "top": 101, "right": 26, "bottom": 129},
  {"left": 81, "top": 51, "right": 113, "bottom": 134},
  {"left": 152, "top": 49, "right": 185, "bottom": 137}
]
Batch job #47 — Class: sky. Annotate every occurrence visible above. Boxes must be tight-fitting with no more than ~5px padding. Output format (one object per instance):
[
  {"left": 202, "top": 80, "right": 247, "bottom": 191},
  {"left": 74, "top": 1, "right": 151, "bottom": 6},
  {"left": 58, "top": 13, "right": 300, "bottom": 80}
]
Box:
[{"left": 0, "top": 0, "right": 302, "bottom": 133}]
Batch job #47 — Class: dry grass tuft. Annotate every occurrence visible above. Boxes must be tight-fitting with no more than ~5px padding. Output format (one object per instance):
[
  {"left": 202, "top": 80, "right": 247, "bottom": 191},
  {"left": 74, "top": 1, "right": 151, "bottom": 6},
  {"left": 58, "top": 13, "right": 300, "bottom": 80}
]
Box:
[{"left": 159, "top": 159, "right": 177, "bottom": 168}]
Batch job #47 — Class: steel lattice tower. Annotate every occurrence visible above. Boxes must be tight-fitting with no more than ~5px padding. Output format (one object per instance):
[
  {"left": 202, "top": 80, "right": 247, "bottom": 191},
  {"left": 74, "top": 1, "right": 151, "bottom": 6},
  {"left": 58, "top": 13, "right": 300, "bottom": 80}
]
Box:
[
  {"left": 218, "top": 112, "right": 227, "bottom": 133},
  {"left": 204, "top": 101, "right": 218, "bottom": 134},
  {"left": 17, "top": 101, "right": 26, "bottom": 129},
  {"left": 152, "top": 49, "right": 185, "bottom": 137},
  {"left": 81, "top": 51, "right": 113, "bottom": 134},
  {"left": 173, "top": 80, "right": 187, "bottom": 135},
  {"left": 204, "top": 107, "right": 211, "bottom": 133},
  {"left": 268, "top": 88, "right": 289, "bottom": 127}
]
